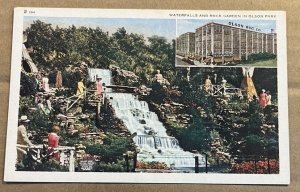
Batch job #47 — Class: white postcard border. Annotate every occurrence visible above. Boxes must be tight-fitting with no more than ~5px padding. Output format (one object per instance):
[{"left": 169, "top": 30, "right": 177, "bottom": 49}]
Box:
[{"left": 4, "top": 8, "right": 289, "bottom": 184}]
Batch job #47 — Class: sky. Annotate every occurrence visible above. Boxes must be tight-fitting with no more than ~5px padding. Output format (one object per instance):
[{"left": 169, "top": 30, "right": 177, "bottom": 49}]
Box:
[
  {"left": 177, "top": 19, "right": 276, "bottom": 36},
  {"left": 23, "top": 17, "right": 176, "bottom": 42}
]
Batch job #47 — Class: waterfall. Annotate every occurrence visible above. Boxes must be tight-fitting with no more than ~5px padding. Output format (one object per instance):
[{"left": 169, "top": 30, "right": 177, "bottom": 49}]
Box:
[{"left": 93, "top": 69, "right": 205, "bottom": 169}]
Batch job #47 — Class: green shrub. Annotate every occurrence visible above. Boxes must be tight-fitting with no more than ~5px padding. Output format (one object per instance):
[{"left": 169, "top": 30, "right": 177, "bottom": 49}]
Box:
[
  {"left": 55, "top": 88, "right": 73, "bottom": 97},
  {"left": 178, "top": 110, "right": 211, "bottom": 153},
  {"left": 27, "top": 110, "right": 54, "bottom": 133},
  {"left": 243, "top": 53, "right": 276, "bottom": 62},
  {"left": 148, "top": 81, "right": 168, "bottom": 104},
  {"left": 94, "top": 161, "right": 126, "bottom": 172},
  {"left": 20, "top": 73, "right": 37, "bottom": 96},
  {"left": 242, "top": 135, "right": 265, "bottom": 155},
  {"left": 19, "top": 96, "right": 35, "bottom": 115},
  {"left": 265, "top": 138, "right": 279, "bottom": 156},
  {"left": 85, "top": 134, "right": 131, "bottom": 163}
]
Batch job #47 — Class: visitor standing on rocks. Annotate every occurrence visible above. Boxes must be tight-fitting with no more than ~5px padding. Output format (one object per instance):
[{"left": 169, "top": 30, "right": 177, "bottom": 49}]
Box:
[
  {"left": 259, "top": 89, "right": 267, "bottom": 108},
  {"left": 45, "top": 95, "right": 53, "bottom": 115},
  {"left": 221, "top": 76, "right": 227, "bottom": 95},
  {"left": 42, "top": 73, "right": 50, "bottom": 92},
  {"left": 34, "top": 92, "right": 42, "bottom": 104},
  {"left": 76, "top": 78, "right": 85, "bottom": 98},
  {"left": 37, "top": 99, "right": 46, "bottom": 114},
  {"left": 17, "top": 116, "right": 33, "bottom": 162},
  {"left": 266, "top": 91, "right": 272, "bottom": 106},
  {"left": 36, "top": 72, "right": 43, "bottom": 91},
  {"left": 55, "top": 70, "right": 63, "bottom": 88},
  {"left": 96, "top": 76, "right": 102, "bottom": 96},
  {"left": 155, "top": 70, "right": 164, "bottom": 84},
  {"left": 204, "top": 75, "right": 212, "bottom": 93},
  {"left": 48, "top": 125, "right": 60, "bottom": 161},
  {"left": 214, "top": 74, "right": 218, "bottom": 84},
  {"left": 33, "top": 73, "right": 40, "bottom": 91}
]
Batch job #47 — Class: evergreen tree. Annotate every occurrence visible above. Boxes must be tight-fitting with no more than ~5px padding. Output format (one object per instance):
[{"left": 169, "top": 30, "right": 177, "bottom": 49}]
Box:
[{"left": 178, "top": 110, "right": 211, "bottom": 153}]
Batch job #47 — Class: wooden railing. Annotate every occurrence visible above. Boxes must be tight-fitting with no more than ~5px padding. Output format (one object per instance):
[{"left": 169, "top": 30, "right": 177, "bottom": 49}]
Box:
[
  {"left": 17, "top": 144, "right": 76, "bottom": 172},
  {"left": 203, "top": 84, "right": 243, "bottom": 98}
]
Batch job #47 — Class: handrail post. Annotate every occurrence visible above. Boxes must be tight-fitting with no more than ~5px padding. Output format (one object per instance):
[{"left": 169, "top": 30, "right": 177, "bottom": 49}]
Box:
[
  {"left": 205, "top": 154, "right": 208, "bottom": 173},
  {"left": 195, "top": 156, "right": 199, "bottom": 173},
  {"left": 124, "top": 154, "right": 129, "bottom": 172},
  {"left": 69, "top": 149, "right": 75, "bottom": 172},
  {"left": 37, "top": 148, "right": 41, "bottom": 160},
  {"left": 132, "top": 153, "right": 137, "bottom": 172}
]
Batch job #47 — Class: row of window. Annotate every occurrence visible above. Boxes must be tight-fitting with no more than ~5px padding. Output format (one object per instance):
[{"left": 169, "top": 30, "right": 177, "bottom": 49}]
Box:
[
  {"left": 195, "top": 34, "right": 276, "bottom": 41},
  {"left": 196, "top": 42, "right": 276, "bottom": 48},
  {"left": 195, "top": 46, "right": 276, "bottom": 51},
  {"left": 195, "top": 49, "right": 273, "bottom": 55},
  {"left": 195, "top": 29, "right": 275, "bottom": 39}
]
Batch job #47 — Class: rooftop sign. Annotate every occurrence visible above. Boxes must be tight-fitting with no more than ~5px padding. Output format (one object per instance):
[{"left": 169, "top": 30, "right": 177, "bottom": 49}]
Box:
[{"left": 228, "top": 22, "right": 262, "bottom": 32}]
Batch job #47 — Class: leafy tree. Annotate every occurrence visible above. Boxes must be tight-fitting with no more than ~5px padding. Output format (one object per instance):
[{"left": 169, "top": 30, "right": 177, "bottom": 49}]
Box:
[
  {"left": 244, "top": 52, "right": 276, "bottom": 62},
  {"left": 27, "top": 110, "right": 54, "bottom": 133},
  {"left": 242, "top": 135, "right": 265, "bottom": 155},
  {"left": 265, "top": 137, "right": 279, "bottom": 156},
  {"left": 20, "top": 73, "right": 37, "bottom": 96},
  {"left": 62, "top": 70, "right": 82, "bottom": 93},
  {"left": 178, "top": 110, "right": 211, "bottom": 153},
  {"left": 26, "top": 20, "right": 55, "bottom": 69}
]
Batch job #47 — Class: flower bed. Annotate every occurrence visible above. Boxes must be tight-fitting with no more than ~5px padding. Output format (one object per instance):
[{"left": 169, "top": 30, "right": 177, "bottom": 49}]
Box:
[
  {"left": 230, "top": 159, "right": 279, "bottom": 174},
  {"left": 136, "top": 160, "right": 170, "bottom": 170}
]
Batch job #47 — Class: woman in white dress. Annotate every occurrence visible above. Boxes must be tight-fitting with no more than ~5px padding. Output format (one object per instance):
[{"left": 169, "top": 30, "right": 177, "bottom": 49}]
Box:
[{"left": 42, "top": 76, "right": 50, "bottom": 92}]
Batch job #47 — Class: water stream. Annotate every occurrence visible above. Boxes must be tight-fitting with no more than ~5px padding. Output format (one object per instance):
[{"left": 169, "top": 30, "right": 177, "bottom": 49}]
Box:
[{"left": 93, "top": 69, "right": 205, "bottom": 169}]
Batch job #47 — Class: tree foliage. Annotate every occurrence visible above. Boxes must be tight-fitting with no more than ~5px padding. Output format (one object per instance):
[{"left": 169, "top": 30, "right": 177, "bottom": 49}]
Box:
[
  {"left": 178, "top": 110, "right": 211, "bottom": 153},
  {"left": 20, "top": 73, "right": 37, "bottom": 96},
  {"left": 25, "top": 21, "right": 175, "bottom": 86},
  {"left": 85, "top": 134, "right": 130, "bottom": 163}
]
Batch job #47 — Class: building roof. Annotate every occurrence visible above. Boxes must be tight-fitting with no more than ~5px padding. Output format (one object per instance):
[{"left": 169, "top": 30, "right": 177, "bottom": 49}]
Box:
[
  {"left": 178, "top": 32, "right": 195, "bottom": 38},
  {"left": 195, "top": 22, "right": 276, "bottom": 35}
]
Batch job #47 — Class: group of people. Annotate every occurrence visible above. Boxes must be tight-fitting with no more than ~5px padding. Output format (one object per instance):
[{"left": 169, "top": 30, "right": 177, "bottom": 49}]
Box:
[
  {"left": 259, "top": 89, "right": 272, "bottom": 108},
  {"left": 76, "top": 76, "right": 104, "bottom": 98},
  {"left": 34, "top": 94, "right": 54, "bottom": 115},
  {"left": 33, "top": 72, "right": 49, "bottom": 92},
  {"left": 204, "top": 75, "right": 227, "bottom": 95},
  {"left": 34, "top": 70, "right": 63, "bottom": 94},
  {"left": 17, "top": 72, "right": 108, "bottom": 164},
  {"left": 17, "top": 115, "right": 61, "bottom": 162}
]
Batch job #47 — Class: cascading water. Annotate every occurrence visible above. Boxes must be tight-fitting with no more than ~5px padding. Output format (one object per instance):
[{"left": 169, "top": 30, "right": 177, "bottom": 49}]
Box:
[{"left": 93, "top": 69, "right": 205, "bottom": 169}]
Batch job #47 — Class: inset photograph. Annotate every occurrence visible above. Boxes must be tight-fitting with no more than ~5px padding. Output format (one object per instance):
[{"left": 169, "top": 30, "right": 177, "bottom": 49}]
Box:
[{"left": 176, "top": 19, "right": 277, "bottom": 67}]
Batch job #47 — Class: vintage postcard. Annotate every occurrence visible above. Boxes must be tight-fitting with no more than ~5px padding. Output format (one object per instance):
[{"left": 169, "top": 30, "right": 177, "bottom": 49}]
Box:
[{"left": 4, "top": 8, "right": 289, "bottom": 184}]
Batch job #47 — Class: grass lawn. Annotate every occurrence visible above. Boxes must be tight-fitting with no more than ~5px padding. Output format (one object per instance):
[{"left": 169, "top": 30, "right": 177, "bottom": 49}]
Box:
[{"left": 235, "top": 59, "right": 277, "bottom": 67}]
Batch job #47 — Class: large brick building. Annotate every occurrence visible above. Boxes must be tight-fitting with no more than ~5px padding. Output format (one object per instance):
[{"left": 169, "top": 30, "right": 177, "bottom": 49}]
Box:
[
  {"left": 176, "top": 32, "right": 195, "bottom": 55},
  {"left": 177, "top": 22, "right": 277, "bottom": 64}
]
